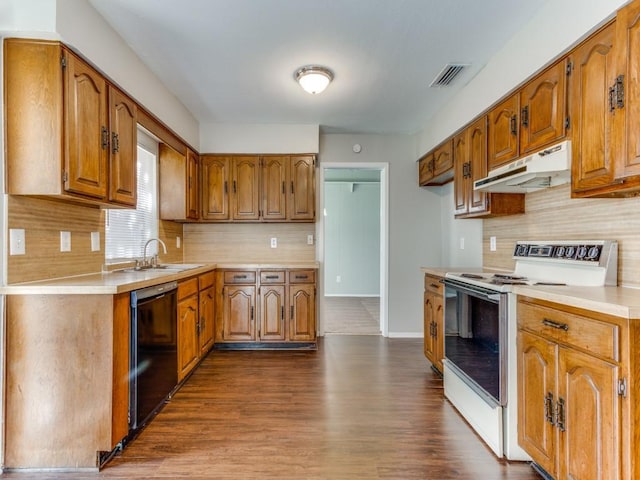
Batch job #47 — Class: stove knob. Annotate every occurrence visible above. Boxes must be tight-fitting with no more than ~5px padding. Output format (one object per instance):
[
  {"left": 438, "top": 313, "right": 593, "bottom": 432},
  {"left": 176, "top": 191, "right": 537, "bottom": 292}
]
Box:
[
  {"left": 556, "top": 246, "right": 565, "bottom": 257},
  {"left": 516, "top": 245, "right": 528, "bottom": 257},
  {"left": 565, "top": 246, "right": 576, "bottom": 258},
  {"left": 577, "top": 246, "right": 587, "bottom": 259},
  {"left": 587, "top": 246, "right": 601, "bottom": 260}
]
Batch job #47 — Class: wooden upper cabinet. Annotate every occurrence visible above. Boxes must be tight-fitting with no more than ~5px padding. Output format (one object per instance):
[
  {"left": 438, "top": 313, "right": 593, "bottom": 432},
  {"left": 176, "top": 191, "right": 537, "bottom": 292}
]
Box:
[
  {"left": 64, "top": 50, "right": 109, "bottom": 200},
  {"left": 201, "top": 155, "right": 230, "bottom": 220},
  {"left": 186, "top": 149, "right": 200, "bottom": 220},
  {"left": 108, "top": 86, "right": 137, "bottom": 206},
  {"left": 611, "top": 1, "right": 640, "bottom": 189},
  {"left": 262, "top": 156, "right": 288, "bottom": 221},
  {"left": 519, "top": 60, "right": 568, "bottom": 155},
  {"left": 467, "top": 118, "right": 491, "bottom": 215},
  {"left": 288, "top": 155, "right": 316, "bottom": 221},
  {"left": 418, "top": 153, "right": 434, "bottom": 186},
  {"left": 432, "top": 141, "right": 453, "bottom": 178},
  {"left": 453, "top": 129, "right": 469, "bottom": 216},
  {"left": 232, "top": 156, "right": 261, "bottom": 221},
  {"left": 570, "top": 23, "right": 617, "bottom": 194},
  {"left": 4, "top": 38, "right": 136, "bottom": 208},
  {"left": 488, "top": 94, "right": 520, "bottom": 170},
  {"left": 160, "top": 144, "right": 199, "bottom": 221}
]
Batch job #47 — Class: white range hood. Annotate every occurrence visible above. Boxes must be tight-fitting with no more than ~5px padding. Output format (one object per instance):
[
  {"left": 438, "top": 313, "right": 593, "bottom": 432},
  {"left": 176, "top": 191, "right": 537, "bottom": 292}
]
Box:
[{"left": 474, "top": 140, "right": 571, "bottom": 193}]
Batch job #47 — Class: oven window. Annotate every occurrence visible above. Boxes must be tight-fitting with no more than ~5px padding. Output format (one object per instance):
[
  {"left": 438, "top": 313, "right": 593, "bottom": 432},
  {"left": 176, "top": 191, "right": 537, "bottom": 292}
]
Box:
[{"left": 445, "top": 293, "right": 500, "bottom": 401}]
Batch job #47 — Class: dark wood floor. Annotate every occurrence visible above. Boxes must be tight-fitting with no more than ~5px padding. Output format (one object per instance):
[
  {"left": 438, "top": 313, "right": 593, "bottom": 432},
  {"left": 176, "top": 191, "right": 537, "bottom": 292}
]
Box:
[{"left": 2, "top": 336, "right": 541, "bottom": 479}]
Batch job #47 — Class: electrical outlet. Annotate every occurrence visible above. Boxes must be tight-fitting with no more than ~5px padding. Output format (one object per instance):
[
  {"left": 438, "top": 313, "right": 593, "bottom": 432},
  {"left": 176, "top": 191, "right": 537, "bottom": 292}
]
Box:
[
  {"left": 60, "top": 231, "right": 71, "bottom": 252},
  {"left": 336, "top": 275, "right": 341, "bottom": 283},
  {"left": 307, "top": 234, "right": 314, "bottom": 245},
  {"left": 9, "top": 228, "right": 25, "bottom": 256},
  {"left": 490, "top": 236, "right": 497, "bottom": 252},
  {"left": 459, "top": 237, "right": 465, "bottom": 250},
  {"left": 91, "top": 232, "right": 100, "bottom": 252},
  {"left": 271, "top": 237, "right": 277, "bottom": 248},
  {"left": 176, "top": 236, "right": 181, "bottom": 248}
]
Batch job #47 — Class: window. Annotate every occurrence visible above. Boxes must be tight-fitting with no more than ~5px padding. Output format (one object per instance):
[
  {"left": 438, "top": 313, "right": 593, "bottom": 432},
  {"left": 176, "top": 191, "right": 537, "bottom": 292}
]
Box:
[{"left": 105, "top": 132, "right": 159, "bottom": 261}]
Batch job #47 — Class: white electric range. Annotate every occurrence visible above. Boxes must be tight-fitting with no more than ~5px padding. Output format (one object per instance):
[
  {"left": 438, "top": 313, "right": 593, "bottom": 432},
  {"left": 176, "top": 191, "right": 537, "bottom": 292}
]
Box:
[{"left": 441, "top": 240, "right": 618, "bottom": 460}]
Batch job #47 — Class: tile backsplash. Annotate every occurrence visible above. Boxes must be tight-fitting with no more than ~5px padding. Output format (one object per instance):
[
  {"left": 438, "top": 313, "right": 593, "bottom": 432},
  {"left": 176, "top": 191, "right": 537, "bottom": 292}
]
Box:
[{"left": 483, "top": 184, "right": 640, "bottom": 287}]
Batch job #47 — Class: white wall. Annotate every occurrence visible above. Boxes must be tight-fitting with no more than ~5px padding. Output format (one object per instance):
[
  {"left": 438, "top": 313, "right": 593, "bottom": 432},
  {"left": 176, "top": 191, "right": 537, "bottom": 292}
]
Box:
[
  {"left": 439, "top": 183, "right": 483, "bottom": 268},
  {"left": 324, "top": 181, "right": 380, "bottom": 296},
  {"left": 320, "top": 133, "right": 442, "bottom": 336},
  {"left": 417, "top": 0, "right": 627, "bottom": 155},
  {"left": 199, "top": 123, "right": 319, "bottom": 153}
]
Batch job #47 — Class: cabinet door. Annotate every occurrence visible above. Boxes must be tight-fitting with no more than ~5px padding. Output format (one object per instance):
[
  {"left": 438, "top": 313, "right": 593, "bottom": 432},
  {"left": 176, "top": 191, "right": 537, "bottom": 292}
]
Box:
[
  {"left": 557, "top": 347, "right": 620, "bottom": 480},
  {"left": 423, "top": 291, "right": 436, "bottom": 362},
  {"left": 433, "top": 141, "right": 453, "bottom": 178},
  {"left": 232, "top": 156, "right": 260, "bottom": 220},
  {"left": 201, "top": 155, "right": 230, "bottom": 220},
  {"left": 199, "top": 286, "right": 215, "bottom": 355},
  {"left": 186, "top": 149, "right": 200, "bottom": 220},
  {"left": 159, "top": 143, "right": 187, "bottom": 220},
  {"left": 260, "top": 285, "right": 286, "bottom": 341},
  {"left": 63, "top": 50, "right": 108, "bottom": 200},
  {"left": 289, "top": 284, "right": 316, "bottom": 341},
  {"left": 518, "top": 331, "right": 557, "bottom": 477},
  {"left": 571, "top": 23, "right": 617, "bottom": 193},
  {"left": 519, "top": 61, "right": 568, "bottom": 155},
  {"left": 108, "top": 86, "right": 137, "bottom": 206},
  {"left": 488, "top": 94, "right": 520, "bottom": 170},
  {"left": 432, "top": 293, "right": 444, "bottom": 373},
  {"left": 178, "top": 295, "right": 199, "bottom": 381},
  {"left": 288, "top": 155, "right": 315, "bottom": 221},
  {"left": 222, "top": 285, "right": 256, "bottom": 341},
  {"left": 418, "top": 154, "right": 434, "bottom": 186},
  {"left": 262, "top": 156, "right": 288, "bottom": 221},
  {"left": 613, "top": 2, "right": 640, "bottom": 181},
  {"left": 467, "top": 117, "right": 489, "bottom": 215},
  {"left": 453, "top": 129, "right": 469, "bottom": 216}
]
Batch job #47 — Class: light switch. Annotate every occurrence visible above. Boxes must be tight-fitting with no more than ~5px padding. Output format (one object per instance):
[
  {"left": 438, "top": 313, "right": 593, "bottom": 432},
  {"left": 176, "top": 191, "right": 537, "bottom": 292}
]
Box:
[
  {"left": 176, "top": 236, "right": 181, "bottom": 248},
  {"left": 91, "top": 232, "right": 100, "bottom": 252},
  {"left": 307, "top": 234, "right": 314, "bottom": 245},
  {"left": 490, "top": 236, "right": 497, "bottom": 252},
  {"left": 9, "top": 228, "right": 25, "bottom": 255},
  {"left": 459, "top": 237, "right": 465, "bottom": 250},
  {"left": 270, "top": 237, "right": 277, "bottom": 248},
  {"left": 60, "top": 231, "right": 71, "bottom": 252}
]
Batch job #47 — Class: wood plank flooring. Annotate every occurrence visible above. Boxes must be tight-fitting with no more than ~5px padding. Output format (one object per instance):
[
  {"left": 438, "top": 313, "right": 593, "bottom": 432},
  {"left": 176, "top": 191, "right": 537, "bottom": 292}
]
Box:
[{"left": 2, "top": 336, "right": 540, "bottom": 479}]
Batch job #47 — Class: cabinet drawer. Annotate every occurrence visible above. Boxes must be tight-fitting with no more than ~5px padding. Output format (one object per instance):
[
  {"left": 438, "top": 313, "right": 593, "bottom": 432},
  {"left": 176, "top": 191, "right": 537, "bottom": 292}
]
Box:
[
  {"left": 178, "top": 277, "right": 199, "bottom": 300},
  {"left": 424, "top": 274, "right": 443, "bottom": 295},
  {"left": 260, "top": 271, "right": 285, "bottom": 284},
  {"left": 198, "top": 271, "right": 215, "bottom": 290},
  {"left": 288, "top": 270, "right": 315, "bottom": 284},
  {"left": 223, "top": 270, "right": 256, "bottom": 284},
  {"left": 518, "top": 300, "right": 619, "bottom": 362}
]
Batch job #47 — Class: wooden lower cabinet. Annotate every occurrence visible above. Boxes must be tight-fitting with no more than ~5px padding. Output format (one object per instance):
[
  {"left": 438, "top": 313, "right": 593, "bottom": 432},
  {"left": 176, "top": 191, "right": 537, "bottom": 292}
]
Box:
[
  {"left": 423, "top": 274, "right": 444, "bottom": 372},
  {"left": 216, "top": 268, "right": 317, "bottom": 345},
  {"left": 517, "top": 296, "right": 626, "bottom": 480},
  {"left": 177, "top": 272, "right": 216, "bottom": 382}
]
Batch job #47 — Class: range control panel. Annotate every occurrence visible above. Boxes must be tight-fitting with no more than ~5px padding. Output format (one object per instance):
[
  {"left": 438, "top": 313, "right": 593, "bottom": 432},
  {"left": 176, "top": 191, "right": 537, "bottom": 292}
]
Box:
[{"left": 513, "top": 241, "right": 616, "bottom": 263}]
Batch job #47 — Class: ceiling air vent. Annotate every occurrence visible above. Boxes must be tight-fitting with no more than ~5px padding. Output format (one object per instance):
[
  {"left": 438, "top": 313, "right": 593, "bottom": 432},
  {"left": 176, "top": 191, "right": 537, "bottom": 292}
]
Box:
[{"left": 429, "top": 63, "right": 469, "bottom": 87}]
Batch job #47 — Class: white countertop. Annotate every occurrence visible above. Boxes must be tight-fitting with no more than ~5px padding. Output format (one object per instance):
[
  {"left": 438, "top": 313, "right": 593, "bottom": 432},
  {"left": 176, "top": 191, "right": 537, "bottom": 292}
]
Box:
[
  {"left": 421, "top": 266, "right": 640, "bottom": 320},
  {"left": 0, "top": 262, "right": 319, "bottom": 295}
]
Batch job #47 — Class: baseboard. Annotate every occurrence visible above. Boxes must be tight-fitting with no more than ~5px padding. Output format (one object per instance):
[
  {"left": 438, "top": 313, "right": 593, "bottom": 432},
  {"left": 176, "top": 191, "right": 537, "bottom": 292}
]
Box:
[
  {"left": 387, "top": 332, "right": 423, "bottom": 338},
  {"left": 324, "top": 294, "right": 380, "bottom": 298}
]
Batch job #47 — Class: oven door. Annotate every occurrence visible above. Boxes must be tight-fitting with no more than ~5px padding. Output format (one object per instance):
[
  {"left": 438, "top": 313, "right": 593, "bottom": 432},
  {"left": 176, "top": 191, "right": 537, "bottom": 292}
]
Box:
[{"left": 443, "top": 278, "right": 508, "bottom": 406}]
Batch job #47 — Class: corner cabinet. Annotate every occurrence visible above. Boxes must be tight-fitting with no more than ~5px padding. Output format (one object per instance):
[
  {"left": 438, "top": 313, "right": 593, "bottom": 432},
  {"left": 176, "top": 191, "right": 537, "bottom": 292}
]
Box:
[
  {"left": 200, "top": 154, "right": 316, "bottom": 222},
  {"left": 160, "top": 145, "right": 199, "bottom": 221},
  {"left": 423, "top": 274, "right": 444, "bottom": 373},
  {"left": 517, "top": 296, "right": 628, "bottom": 480},
  {"left": 4, "top": 38, "right": 137, "bottom": 208},
  {"left": 215, "top": 268, "right": 317, "bottom": 346}
]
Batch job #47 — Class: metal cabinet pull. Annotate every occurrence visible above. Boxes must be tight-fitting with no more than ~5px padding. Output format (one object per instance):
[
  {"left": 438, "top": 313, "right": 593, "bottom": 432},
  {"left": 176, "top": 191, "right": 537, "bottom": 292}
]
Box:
[
  {"left": 542, "top": 318, "right": 569, "bottom": 331},
  {"left": 290, "top": 181, "right": 295, "bottom": 194},
  {"left": 510, "top": 114, "right": 518, "bottom": 136},
  {"left": 544, "top": 392, "right": 555, "bottom": 425},
  {"left": 615, "top": 74, "right": 625, "bottom": 109},
  {"left": 224, "top": 180, "right": 228, "bottom": 194},
  {"left": 265, "top": 275, "right": 279, "bottom": 279},
  {"left": 609, "top": 85, "right": 616, "bottom": 112},
  {"left": 282, "top": 181, "right": 285, "bottom": 194},
  {"left": 111, "top": 132, "right": 119, "bottom": 153},
  {"left": 290, "top": 305, "right": 294, "bottom": 319},
  {"left": 251, "top": 306, "right": 254, "bottom": 320},
  {"left": 295, "top": 275, "right": 308, "bottom": 280},
  {"left": 521, "top": 106, "right": 529, "bottom": 127},
  {"left": 281, "top": 306, "right": 284, "bottom": 320},
  {"left": 234, "top": 275, "right": 247, "bottom": 279},
  {"left": 556, "top": 397, "right": 566, "bottom": 432},
  {"left": 233, "top": 180, "right": 237, "bottom": 193},
  {"left": 101, "top": 126, "right": 109, "bottom": 149}
]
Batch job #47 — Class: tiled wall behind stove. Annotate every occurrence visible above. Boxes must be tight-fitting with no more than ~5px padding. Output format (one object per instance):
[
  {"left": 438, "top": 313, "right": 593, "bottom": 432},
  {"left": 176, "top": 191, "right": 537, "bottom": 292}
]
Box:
[{"left": 483, "top": 184, "right": 640, "bottom": 287}]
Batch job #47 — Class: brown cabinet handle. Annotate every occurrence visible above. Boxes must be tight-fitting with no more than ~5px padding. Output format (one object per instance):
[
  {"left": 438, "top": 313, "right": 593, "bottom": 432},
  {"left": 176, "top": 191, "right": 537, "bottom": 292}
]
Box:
[
  {"left": 233, "top": 180, "right": 237, "bottom": 193},
  {"left": 281, "top": 306, "right": 284, "bottom": 320},
  {"left": 111, "top": 132, "right": 119, "bottom": 153},
  {"left": 295, "top": 275, "right": 308, "bottom": 280},
  {"left": 615, "top": 74, "right": 625, "bottom": 109},
  {"left": 510, "top": 114, "right": 518, "bottom": 136},
  {"left": 101, "top": 126, "right": 109, "bottom": 150},
  {"left": 265, "top": 275, "right": 280, "bottom": 279},
  {"left": 542, "top": 318, "right": 569, "bottom": 331},
  {"left": 521, "top": 106, "right": 529, "bottom": 127},
  {"left": 556, "top": 397, "right": 566, "bottom": 432},
  {"left": 251, "top": 306, "right": 254, "bottom": 320},
  {"left": 224, "top": 180, "right": 228, "bottom": 194},
  {"left": 282, "top": 181, "right": 285, "bottom": 194},
  {"left": 544, "top": 392, "right": 555, "bottom": 425},
  {"left": 234, "top": 275, "right": 247, "bottom": 279},
  {"left": 290, "top": 305, "right": 294, "bottom": 319},
  {"left": 290, "top": 181, "right": 294, "bottom": 194}
]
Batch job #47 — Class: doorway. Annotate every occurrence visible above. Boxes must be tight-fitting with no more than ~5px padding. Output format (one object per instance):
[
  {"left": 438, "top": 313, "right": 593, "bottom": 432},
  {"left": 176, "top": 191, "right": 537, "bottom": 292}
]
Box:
[{"left": 318, "top": 163, "right": 388, "bottom": 336}]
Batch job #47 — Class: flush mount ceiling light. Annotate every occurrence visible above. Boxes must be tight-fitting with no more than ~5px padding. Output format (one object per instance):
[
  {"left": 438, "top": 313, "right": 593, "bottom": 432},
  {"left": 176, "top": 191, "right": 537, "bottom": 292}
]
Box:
[{"left": 294, "top": 65, "right": 333, "bottom": 94}]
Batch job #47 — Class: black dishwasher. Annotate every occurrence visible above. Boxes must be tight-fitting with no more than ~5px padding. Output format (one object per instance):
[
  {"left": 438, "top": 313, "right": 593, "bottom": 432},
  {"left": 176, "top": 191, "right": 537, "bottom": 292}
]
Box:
[{"left": 130, "top": 281, "right": 178, "bottom": 432}]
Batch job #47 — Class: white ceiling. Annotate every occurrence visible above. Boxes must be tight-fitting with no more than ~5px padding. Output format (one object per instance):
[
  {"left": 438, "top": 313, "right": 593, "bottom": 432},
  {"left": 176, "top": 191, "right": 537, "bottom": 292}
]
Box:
[{"left": 88, "top": 0, "right": 548, "bottom": 135}]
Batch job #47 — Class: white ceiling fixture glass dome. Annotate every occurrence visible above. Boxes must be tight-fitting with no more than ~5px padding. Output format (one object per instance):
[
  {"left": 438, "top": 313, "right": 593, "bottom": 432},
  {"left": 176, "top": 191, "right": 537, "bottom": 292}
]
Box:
[{"left": 294, "top": 65, "right": 333, "bottom": 94}]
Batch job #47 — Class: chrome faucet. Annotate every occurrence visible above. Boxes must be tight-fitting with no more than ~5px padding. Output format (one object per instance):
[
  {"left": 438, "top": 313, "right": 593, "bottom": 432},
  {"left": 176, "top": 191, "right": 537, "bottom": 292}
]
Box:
[{"left": 142, "top": 238, "right": 168, "bottom": 268}]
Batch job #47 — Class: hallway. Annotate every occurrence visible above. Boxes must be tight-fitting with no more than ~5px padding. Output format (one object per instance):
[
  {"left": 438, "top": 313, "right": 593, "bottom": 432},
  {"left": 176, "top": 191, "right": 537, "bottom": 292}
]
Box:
[{"left": 2, "top": 336, "right": 540, "bottom": 480}]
